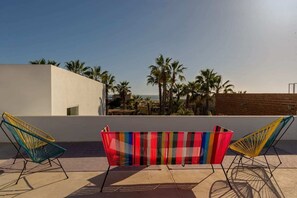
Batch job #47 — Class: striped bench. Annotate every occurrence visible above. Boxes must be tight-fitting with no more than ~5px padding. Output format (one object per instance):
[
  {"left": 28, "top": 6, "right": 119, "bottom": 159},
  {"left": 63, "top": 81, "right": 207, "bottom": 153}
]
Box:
[{"left": 100, "top": 126, "right": 233, "bottom": 192}]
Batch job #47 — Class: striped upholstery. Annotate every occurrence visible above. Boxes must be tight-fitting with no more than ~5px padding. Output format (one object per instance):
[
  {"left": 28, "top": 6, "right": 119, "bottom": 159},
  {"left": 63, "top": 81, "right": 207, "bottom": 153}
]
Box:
[{"left": 101, "top": 128, "right": 233, "bottom": 166}]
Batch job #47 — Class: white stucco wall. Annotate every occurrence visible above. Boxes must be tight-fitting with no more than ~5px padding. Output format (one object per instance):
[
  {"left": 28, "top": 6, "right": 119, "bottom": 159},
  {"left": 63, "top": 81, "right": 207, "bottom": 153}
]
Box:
[
  {"left": 0, "top": 116, "right": 296, "bottom": 142},
  {"left": 50, "top": 66, "right": 105, "bottom": 115},
  {"left": 0, "top": 64, "right": 52, "bottom": 116}
]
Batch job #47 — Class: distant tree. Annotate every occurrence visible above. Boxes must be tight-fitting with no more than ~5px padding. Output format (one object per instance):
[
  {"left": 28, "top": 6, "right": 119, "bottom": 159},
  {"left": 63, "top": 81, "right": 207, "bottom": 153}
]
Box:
[
  {"left": 186, "top": 81, "right": 202, "bottom": 115},
  {"left": 144, "top": 97, "right": 153, "bottom": 115},
  {"left": 168, "top": 61, "right": 186, "bottom": 114},
  {"left": 30, "top": 58, "right": 60, "bottom": 67},
  {"left": 147, "top": 65, "right": 162, "bottom": 114},
  {"left": 173, "top": 83, "right": 184, "bottom": 105},
  {"left": 86, "top": 66, "right": 107, "bottom": 81},
  {"left": 130, "top": 95, "right": 143, "bottom": 114},
  {"left": 196, "top": 69, "right": 217, "bottom": 114},
  {"left": 147, "top": 54, "right": 171, "bottom": 114},
  {"left": 214, "top": 75, "right": 234, "bottom": 94},
  {"left": 65, "top": 60, "right": 89, "bottom": 75},
  {"left": 101, "top": 72, "right": 116, "bottom": 115},
  {"left": 115, "top": 81, "right": 131, "bottom": 109}
]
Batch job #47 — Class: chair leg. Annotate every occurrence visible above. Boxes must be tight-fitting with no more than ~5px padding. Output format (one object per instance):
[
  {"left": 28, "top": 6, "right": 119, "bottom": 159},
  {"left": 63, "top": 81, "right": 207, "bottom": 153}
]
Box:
[
  {"left": 226, "top": 154, "right": 237, "bottom": 173},
  {"left": 16, "top": 160, "right": 27, "bottom": 184},
  {"left": 221, "top": 164, "right": 232, "bottom": 189},
  {"left": 100, "top": 166, "right": 110, "bottom": 193},
  {"left": 13, "top": 147, "right": 21, "bottom": 164},
  {"left": 273, "top": 146, "right": 282, "bottom": 165},
  {"left": 56, "top": 158, "right": 68, "bottom": 179},
  {"left": 211, "top": 164, "right": 215, "bottom": 173},
  {"left": 263, "top": 155, "right": 273, "bottom": 176}
]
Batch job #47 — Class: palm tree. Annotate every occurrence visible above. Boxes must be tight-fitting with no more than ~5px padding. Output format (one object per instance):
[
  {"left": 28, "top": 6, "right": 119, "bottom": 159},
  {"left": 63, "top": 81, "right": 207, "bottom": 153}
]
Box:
[
  {"left": 147, "top": 65, "right": 162, "bottom": 114},
  {"left": 30, "top": 58, "right": 60, "bottom": 67},
  {"left": 144, "top": 97, "right": 152, "bottom": 115},
  {"left": 130, "top": 95, "right": 143, "bottom": 114},
  {"left": 173, "top": 83, "right": 184, "bottom": 105},
  {"left": 115, "top": 81, "right": 131, "bottom": 109},
  {"left": 101, "top": 72, "right": 116, "bottom": 115},
  {"left": 65, "top": 60, "right": 89, "bottom": 75},
  {"left": 147, "top": 54, "right": 171, "bottom": 114},
  {"left": 158, "top": 55, "right": 171, "bottom": 114},
  {"left": 86, "top": 66, "right": 107, "bottom": 81},
  {"left": 187, "top": 81, "right": 202, "bottom": 114},
  {"left": 168, "top": 61, "right": 186, "bottom": 114},
  {"left": 214, "top": 75, "right": 234, "bottom": 94},
  {"left": 196, "top": 69, "right": 218, "bottom": 115}
]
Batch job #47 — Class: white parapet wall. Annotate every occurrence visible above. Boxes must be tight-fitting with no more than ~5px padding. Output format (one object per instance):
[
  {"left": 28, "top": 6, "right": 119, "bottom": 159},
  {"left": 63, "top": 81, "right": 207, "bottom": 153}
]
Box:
[{"left": 0, "top": 116, "right": 296, "bottom": 142}]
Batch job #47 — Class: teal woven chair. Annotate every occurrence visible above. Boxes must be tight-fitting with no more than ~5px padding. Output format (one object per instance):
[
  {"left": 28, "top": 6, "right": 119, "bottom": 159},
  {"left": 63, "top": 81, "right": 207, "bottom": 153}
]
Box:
[{"left": 0, "top": 119, "right": 68, "bottom": 184}]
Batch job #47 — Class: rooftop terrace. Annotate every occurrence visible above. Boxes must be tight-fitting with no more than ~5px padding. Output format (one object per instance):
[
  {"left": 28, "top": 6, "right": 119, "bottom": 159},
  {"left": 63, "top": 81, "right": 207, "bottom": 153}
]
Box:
[{"left": 1, "top": 116, "right": 297, "bottom": 197}]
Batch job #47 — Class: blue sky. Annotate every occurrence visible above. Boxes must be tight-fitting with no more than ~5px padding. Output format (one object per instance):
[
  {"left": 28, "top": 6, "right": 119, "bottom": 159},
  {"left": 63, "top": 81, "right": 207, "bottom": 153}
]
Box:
[{"left": 1, "top": 0, "right": 297, "bottom": 94}]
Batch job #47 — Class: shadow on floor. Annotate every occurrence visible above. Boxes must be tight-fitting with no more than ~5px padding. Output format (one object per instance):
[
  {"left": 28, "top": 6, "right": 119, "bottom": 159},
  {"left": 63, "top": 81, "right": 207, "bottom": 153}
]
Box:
[
  {"left": 0, "top": 174, "right": 67, "bottom": 197},
  {"left": 209, "top": 165, "right": 284, "bottom": 198},
  {"left": 66, "top": 166, "right": 218, "bottom": 198}
]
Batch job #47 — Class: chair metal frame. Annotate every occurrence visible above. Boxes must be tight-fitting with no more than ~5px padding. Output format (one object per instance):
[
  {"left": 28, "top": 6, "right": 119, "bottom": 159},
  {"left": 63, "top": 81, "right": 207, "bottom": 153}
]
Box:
[
  {"left": 227, "top": 116, "right": 294, "bottom": 176},
  {"left": 0, "top": 119, "right": 68, "bottom": 184},
  {"left": 2, "top": 112, "right": 56, "bottom": 164}
]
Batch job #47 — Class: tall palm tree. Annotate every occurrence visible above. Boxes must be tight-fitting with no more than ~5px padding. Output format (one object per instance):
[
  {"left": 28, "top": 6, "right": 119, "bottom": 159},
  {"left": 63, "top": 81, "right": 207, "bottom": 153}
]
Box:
[
  {"left": 115, "top": 81, "right": 131, "bottom": 109},
  {"left": 168, "top": 61, "right": 186, "bottom": 114},
  {"left": 158, "top": 55, "right": 171, "bottom": 114},
  {"left": 214, "top": 75, "right": 234, "bottom": 94},
  {"left": 65, "top": 60, "right": 89, "bottom": 76},
  {"left": 195, "top": 69, "right": 218, "bottom": 115},
  {"left": 147, "top": 66, "right": 162, "bottom": 114},
  {"left": 86, "top": 66, "right": 107, "bottom": 81},
  {"left": 29, "top": 58, "right": 60, "bottom": 67},
  {"left": 101, "top": 73, "right": 116, "bottom": 115},
  {"left": 147, "top": 54, "right": 171, "bottom": 114}
]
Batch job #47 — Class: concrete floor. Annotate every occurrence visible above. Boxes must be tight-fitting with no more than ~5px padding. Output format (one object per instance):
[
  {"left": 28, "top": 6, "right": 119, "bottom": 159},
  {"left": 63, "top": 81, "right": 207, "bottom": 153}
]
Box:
[{"left": 1, "top": 142, "right": 297, "bottom": 198}]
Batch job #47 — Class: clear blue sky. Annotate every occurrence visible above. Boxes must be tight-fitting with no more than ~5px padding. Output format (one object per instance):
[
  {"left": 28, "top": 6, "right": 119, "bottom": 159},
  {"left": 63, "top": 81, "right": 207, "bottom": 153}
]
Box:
[{"left": 1, "top": 0, "right": 297, "bottom": 94}]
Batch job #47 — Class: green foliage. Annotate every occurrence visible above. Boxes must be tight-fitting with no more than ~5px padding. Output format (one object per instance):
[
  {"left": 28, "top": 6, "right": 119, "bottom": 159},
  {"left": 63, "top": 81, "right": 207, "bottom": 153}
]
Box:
[
  {"left": 115, "top": 81, "right": 131, "bottom": 109},
  {"left": 29, "top": 58, "right": 60, "bottom": 67}
]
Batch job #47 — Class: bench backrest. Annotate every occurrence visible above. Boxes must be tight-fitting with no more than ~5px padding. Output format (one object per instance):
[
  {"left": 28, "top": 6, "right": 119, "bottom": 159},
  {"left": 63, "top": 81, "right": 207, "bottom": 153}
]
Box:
[{"left": 101, "top": 128, "right": 233, "bottom": 166}]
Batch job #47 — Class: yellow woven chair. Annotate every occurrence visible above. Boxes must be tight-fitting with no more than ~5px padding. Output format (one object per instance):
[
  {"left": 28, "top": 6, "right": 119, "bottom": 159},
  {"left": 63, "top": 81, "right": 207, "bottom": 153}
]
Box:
[
  {"left": 227, "top": 116, "right": 294, "bottom": 176},
  {"left": 2, "top": 112, "right": 55, "bottom": 164}
]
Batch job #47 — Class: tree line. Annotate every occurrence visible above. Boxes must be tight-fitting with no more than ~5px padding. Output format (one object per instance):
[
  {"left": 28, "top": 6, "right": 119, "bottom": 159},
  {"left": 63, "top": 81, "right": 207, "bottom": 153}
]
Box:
[
  {"left": 147, "top": 54, "right": 235, "bottom": 115},
  {"left": 30, "top": 56, "right": 240, "bottom": 115}
]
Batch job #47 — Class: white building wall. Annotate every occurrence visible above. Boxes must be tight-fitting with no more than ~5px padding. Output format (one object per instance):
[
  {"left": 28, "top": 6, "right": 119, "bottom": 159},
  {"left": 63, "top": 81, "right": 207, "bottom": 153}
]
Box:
[
  {"left": 50, "top": 66, "right": 105, "bottom": 115},
  {"left": 0, "top": 64, "right": 105, "bottom": 116},
  {"left": 0, "top": 64, "right": 52, "bottom": 116}
]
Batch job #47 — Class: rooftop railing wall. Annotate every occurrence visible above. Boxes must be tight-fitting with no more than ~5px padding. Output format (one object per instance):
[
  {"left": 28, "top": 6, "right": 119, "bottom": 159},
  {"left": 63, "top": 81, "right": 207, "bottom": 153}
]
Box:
[{"left": 0, "top": 116, "right": 296, "bottom": 142}]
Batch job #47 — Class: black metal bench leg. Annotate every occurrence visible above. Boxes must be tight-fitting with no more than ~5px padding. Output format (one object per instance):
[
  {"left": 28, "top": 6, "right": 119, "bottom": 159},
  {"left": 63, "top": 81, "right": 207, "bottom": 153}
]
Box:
[
  {"left": 211, "top": 164, "right": 215, "bottom": 173},
  {"left": 16, "top": 160, "right": 27, "bottom": 184},
  {"left": 100, "top": 166, "right": 110, "bottom": 192},
  {"left": 221, "top": 163, "right": 232, "bottom": 189}
]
